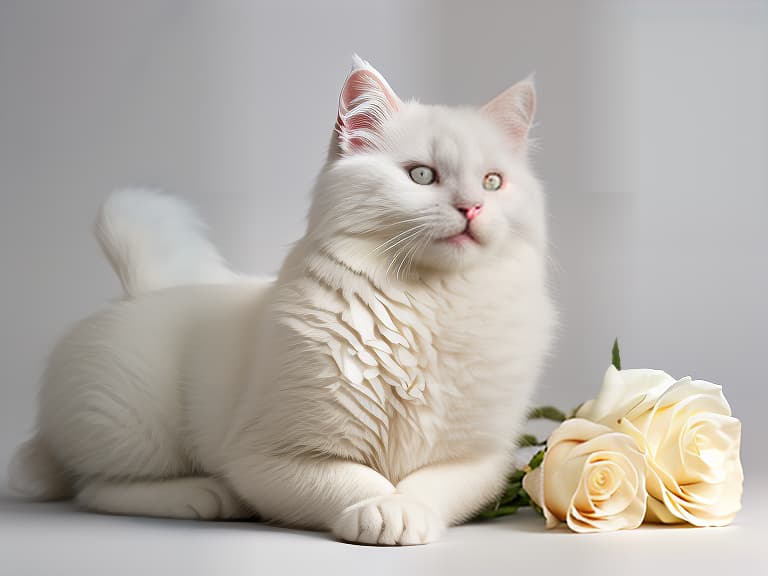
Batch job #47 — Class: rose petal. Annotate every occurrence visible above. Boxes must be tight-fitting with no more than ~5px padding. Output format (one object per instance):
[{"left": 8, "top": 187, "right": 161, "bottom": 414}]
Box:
[
  {"left": 523, "top": 466, "right": 561, "bottom": 529},
  {"left": 577, "top": 366, "right": 675, "bottom": 424}
]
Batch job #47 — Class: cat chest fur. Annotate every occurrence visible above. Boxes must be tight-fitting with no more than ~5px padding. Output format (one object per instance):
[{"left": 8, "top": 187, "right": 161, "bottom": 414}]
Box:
[{"left": 277, "top": 264, "right": 519, "bottom": 483}]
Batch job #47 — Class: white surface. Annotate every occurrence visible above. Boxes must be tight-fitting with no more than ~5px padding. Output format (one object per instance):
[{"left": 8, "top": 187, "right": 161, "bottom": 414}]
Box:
[{"left": 1, "top": 486, "right": 766, "bottom": 576}]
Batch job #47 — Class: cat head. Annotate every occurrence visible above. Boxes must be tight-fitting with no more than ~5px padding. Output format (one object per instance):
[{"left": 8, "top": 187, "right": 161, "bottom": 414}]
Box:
[{"left": 307, "top": 56, "right": 545, "bottom": 279}]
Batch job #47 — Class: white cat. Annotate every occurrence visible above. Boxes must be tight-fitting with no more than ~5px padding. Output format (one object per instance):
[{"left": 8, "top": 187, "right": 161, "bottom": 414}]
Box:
[{"left": 9, "top": 56, "right": 556, "bottom": 545}]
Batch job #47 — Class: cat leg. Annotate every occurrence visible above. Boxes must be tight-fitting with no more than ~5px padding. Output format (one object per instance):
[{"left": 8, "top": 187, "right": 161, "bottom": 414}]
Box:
[
  {"left": 76, "top": 477, "right": 249, "bottom": 520},
  {"left": 395, "top": 452, "right": 510, "bottom": 526},
  {"left": 226, "top": 455, "right": 442, "bottom": 545}
]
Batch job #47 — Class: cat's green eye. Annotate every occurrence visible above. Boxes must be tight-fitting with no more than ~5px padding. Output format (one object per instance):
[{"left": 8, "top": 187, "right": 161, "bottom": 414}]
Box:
[
  {"left": 409, "top": 166, "right": 436, "bottom": 185},
  {"left": 483, "top": 172, "right": 503, "bottom": 191}
]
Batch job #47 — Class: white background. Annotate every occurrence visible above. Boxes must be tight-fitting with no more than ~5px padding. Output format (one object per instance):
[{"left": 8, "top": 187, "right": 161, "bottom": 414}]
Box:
[{"left": 0, "top": 2, "right": 766, "bottom": 568}]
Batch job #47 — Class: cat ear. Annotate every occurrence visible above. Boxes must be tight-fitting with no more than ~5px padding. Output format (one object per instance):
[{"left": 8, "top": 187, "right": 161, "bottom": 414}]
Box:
[
  {"left": 336, "top": 55, "right": 402, "bottom": 154},
  {"left": 482, "top": 77, "right": 536, "bottom": 145}
]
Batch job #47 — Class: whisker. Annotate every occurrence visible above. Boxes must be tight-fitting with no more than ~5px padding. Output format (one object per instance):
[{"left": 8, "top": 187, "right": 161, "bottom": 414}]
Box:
[
  {"left": 377, "top": 225, "right": 429, "bottom": 256},
  {"left": 396, "top": 230, "right": 428, "bottom": 282},
  {"left": 366, "top": 224, "right": 429, "bottom": 257},
  {"left": 386, "top": 245, "right": 404, "bottom": 279},
  {"left": 386, "top": 232, "right": 419, "bottom": 280},
  {"left": 397, "top": 241, "right": 418, "bottom": 281},
  {"left": 406, "top": 231, "right": 433, "bottom": 279}
]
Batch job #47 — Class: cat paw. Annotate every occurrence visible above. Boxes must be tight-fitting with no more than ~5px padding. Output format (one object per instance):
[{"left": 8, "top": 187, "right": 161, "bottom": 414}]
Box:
[{"left": 332, "top": 494, "right": 444, "bottom": 546}]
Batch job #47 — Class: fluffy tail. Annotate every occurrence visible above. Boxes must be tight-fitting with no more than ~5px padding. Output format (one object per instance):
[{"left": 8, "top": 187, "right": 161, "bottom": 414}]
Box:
[
  {"left": 8, "top": 437, "right": 72, "bottom": 500},
  {"left": 95, "top": 189, "right": 237, "bottom": 297}
]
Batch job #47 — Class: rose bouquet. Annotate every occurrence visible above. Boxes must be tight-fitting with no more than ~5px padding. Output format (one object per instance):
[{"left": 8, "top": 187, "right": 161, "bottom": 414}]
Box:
[{"left": 477, "top": 341, "right": 744, "bottom": 533}]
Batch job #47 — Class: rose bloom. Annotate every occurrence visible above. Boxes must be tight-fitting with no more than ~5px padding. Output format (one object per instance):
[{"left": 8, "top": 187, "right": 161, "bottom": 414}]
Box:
[
  {"left": 577, "top": 366, "right": 743, "bottom": 526},
  {"left": 522, "top": 418, "right": 647, "bottom": 533}
]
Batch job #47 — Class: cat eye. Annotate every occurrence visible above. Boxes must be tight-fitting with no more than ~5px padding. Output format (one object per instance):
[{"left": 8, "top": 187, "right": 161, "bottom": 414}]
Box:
[
  {"left": 409, "top": 165, "right": 436, "bottom": 185},
  {"left": 483, "top": 172, "right": 503, "bottom": 191}
]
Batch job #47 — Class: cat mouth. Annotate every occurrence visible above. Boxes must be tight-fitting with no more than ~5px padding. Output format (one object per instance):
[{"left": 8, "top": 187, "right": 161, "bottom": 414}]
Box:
[{"left": 441, "top": 225, "right": 478, "bottom": 245}]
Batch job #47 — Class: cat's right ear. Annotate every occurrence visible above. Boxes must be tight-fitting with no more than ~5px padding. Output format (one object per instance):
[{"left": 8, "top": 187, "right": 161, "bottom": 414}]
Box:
[{"left": 335, "top": 55, "right": 402, "bottom": 155}]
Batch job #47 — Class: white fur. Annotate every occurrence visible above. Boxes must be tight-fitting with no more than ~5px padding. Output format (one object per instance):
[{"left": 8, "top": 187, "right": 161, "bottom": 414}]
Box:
[
  {"left": 95, "top": 188, "right": 237, "bottom": 296},
  {"left": 9, "top": 59, "right": 556, "bottom": 546}
]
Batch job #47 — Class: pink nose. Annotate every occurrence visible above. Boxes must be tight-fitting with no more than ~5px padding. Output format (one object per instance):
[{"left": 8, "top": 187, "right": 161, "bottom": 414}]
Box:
[{"left": 457, "top": 204, "right": 483, "bottom": 221}]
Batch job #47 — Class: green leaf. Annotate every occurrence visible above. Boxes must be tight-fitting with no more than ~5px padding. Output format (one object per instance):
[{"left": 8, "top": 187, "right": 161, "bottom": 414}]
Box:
[
  {"left": 527, "top": 405, "right": 567, "bottom": 422},
  {"left": 528, "top": 449, "right": 545, "bottom": 470},
  {"left": 516, "top": 433, "right": 541, "bottom": 448},
  {"left": 471, "top": 446, "right": 550, "bottom": 520},
  {"left": 508, "top": 469, "right": 526, "bottom": 483},
  {"left": 517, "top": 491, "right": 532, "bottom": 507},
  {"left": 478, "top": 505, "right": 520, "bottom": 519},
  {"left": 612, "top": 338, "right": 622, "bottom": 371},
  {"left": 500, "top": 482, "right": 523, "bottom": 501}
]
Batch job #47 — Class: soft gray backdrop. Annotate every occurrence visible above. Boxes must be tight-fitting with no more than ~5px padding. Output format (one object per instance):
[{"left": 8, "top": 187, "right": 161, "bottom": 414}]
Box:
[{"left": 1, "top": 0, "right": 766, "bottom": 489}]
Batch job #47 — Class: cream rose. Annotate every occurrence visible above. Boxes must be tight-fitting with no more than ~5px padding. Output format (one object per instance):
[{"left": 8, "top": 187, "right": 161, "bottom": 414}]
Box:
[
  {"left": 522, "top": 418, "right": 646, "bottom": 533},
  {"left": 577, "top": 366, "right": 743, "bottom": 526}
]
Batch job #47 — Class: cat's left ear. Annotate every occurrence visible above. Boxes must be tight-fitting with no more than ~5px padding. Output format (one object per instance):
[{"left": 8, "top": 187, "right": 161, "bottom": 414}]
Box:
[
  {"left": 482, "top": 77, "right": 536, "bottom": 145},
  {"left": 336, "top": 55, "right": 402, "bottom": 155}
]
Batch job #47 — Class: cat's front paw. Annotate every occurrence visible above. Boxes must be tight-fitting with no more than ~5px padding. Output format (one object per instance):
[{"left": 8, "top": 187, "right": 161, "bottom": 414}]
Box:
[{"left": 332, "top": 494, "right": 444, "bottom": 546}]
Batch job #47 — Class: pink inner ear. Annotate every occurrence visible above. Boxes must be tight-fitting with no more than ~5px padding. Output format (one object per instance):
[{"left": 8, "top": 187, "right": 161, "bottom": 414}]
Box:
[
  {"left": 339, "top": 73, "right": 379, "bottom": 149},
  {"left": 482, "top": 80, "right": 536, "bottom": 145},
  {"left": 337, "top": 69, "right": 400, "bottom": 153},
  {"left": 340, "top": 70, "right": 400, "bottom": 115}
]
